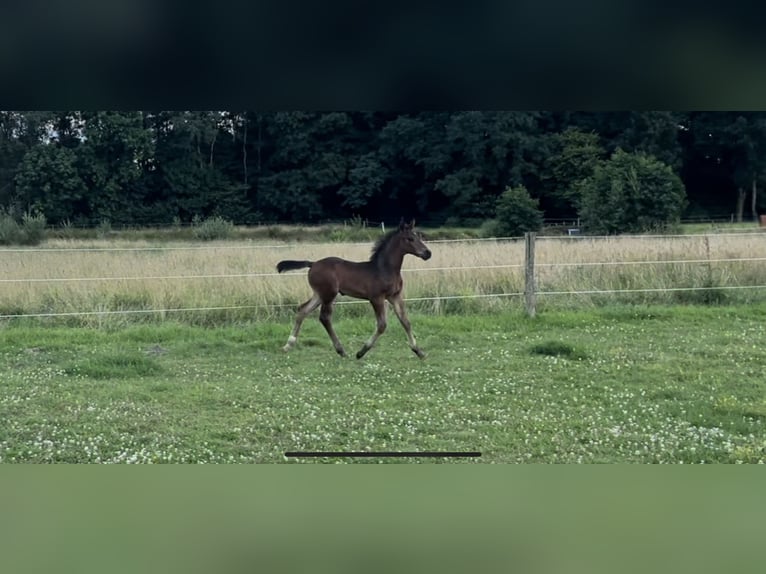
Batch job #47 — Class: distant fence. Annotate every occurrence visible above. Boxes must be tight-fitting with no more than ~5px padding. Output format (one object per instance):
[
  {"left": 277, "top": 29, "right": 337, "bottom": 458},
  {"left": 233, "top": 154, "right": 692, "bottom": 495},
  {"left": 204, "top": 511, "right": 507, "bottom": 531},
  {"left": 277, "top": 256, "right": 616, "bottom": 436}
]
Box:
[
  {"left": 1, "top": 231, "right": 766, "bottom": 321},
  {"left": 520, "top": 231, "right": 766, "bottom": 316}
]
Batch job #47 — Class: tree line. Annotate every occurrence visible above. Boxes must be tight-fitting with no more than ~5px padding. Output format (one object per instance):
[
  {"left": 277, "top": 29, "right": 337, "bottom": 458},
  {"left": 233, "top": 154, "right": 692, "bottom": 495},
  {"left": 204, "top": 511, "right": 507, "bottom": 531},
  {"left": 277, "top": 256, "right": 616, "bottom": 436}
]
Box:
[{"left": 1, "top": 111, "right": 764, "bottom": 231}]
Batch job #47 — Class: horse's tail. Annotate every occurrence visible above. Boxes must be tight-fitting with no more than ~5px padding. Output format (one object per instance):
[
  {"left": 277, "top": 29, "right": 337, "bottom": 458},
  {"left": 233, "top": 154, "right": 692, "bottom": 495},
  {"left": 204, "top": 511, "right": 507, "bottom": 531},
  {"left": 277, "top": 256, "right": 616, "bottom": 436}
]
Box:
[{"left": 276, "top": 260, "right": 313, "bottom": 273}]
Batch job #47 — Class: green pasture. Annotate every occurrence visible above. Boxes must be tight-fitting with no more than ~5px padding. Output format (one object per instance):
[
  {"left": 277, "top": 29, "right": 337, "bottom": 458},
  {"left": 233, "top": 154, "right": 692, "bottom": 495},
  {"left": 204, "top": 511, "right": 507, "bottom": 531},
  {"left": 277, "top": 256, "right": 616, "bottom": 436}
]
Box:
[{"left": 1, "top": 304, "right": 764, "bottom": 463}]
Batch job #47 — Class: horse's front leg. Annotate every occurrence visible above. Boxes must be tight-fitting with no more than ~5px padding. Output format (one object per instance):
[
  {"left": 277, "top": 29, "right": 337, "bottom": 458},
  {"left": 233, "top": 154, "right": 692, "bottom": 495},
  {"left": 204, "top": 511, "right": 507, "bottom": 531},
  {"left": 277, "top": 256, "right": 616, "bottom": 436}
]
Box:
[
  {"left": 319, "top": 300, "right": 347, "bottom": 357},
  {"left": 356, "top": 298, "right": 387, "bottom": 359},
  {"left": 388, "top": 294, "right": 426, "bottom": 359}
]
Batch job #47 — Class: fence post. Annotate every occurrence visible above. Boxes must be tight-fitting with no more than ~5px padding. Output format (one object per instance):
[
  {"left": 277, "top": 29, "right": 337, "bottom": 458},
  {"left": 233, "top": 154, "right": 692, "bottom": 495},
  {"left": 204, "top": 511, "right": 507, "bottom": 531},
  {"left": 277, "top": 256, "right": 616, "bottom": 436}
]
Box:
[
  {"left": 524, "top": 231, "right": 537, "bottom": 317},
  {"left": 704, "top": 235, "right": 713, "bottom": 286}
]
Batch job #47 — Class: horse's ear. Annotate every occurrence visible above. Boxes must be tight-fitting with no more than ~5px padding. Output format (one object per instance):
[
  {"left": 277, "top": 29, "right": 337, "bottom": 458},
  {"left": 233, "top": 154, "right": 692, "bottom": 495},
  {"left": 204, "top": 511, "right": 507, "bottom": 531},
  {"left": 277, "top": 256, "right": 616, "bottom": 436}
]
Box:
[
  {"left": 399, "top": 217, "right": 406, "bottom": 231},
  {"left": 409, "top": 219, "right": 416, "bottom": 228}
]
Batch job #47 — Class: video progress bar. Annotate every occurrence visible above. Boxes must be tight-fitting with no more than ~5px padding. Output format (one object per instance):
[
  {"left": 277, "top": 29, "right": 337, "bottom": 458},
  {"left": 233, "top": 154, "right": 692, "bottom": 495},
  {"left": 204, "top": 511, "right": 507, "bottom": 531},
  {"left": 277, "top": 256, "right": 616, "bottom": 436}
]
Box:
[{"left": 285, "top": 451, "right": 481, "bottom": 458}]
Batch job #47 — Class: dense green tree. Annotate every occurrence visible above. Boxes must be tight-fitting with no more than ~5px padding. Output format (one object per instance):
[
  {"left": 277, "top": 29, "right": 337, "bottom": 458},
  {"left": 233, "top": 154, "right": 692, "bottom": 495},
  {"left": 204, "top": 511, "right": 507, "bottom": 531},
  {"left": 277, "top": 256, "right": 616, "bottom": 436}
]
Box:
[
  {"left": 14, "top": 144, "right": 87, "bottom": 222},
  {"left": 0, "top": 112, "right": 61, "bottom": 209},
  {"left": 434, "top": 111, "right": 540, "bottom": 223},
  {"left": 255, "top": 111, "right": 388, "bottom": 222},
  {"left": 538, "top": 127, "right": 605, "bottom": 217},
  {"left": 255, "top": 112, "right": 336, "bottom": 221},
  {"left": 579, "top": 149, "right": 687, "bottom": 234},
  {"left": 338, "top": 152, "right": 386, "bottom": 211},
  {"left": 77, "top": 111, "right": 154, "bottom": 223},
  {"left": 150, "top": 111, "right": 247, "bottom": 223},
  {"left": 377, "top": 111, "right": 540, "bottom": 224},
  {"left": 686, "top": 112, "right": 766, "bottom": 222},
  {"left": 569, "top": 112, "right": 684, "bottom": 171},
  {"left": 0, "top": 110, "right": 764, "bottom": 230},
  {"left": 377, "top": 112, "right": 452, "bottom": 220},
  {"left": 0, "top": 112, "right": 27, "bottom": 207}
]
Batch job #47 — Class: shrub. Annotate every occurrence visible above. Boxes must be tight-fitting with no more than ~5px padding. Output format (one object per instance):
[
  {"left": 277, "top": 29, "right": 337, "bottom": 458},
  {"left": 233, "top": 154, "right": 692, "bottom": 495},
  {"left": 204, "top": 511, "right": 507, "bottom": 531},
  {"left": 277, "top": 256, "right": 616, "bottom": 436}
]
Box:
[
  {"left": 0, "top": 211, "right": 20, "bottom": 244},
  {"left": 0, "top": 209, "right": 47, "bottom": 245},
  {"left": 56, "top": 219, "right": 76, "bottom": 240},
  {"left": 96, "top": 219, "right": 112, "bottom": 239},
  {"left": 345, "top": 214, "right": 367, "bottom": 228},
  {"left": 479, "top": 218, "right": 501, "bottom": 237},
  {"left": 20, "top": 211, "right": 47, "bottom": 245},
  {"left": 191, "top": 215, "right": 235, "bottom": 240},
  {"left": 493, "top": 185, "right": 544, "bottom": 237}
]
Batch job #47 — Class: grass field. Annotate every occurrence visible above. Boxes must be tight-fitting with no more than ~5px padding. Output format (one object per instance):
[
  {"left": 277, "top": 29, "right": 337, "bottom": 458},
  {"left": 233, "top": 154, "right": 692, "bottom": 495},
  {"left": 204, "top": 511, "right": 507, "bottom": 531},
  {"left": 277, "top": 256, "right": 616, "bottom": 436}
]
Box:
[
  {"left": 1, "top": 305, "right": 764, "bottom": 463},
  {"left": 2, "top": 227, "right": 766, "bottom": 464}
]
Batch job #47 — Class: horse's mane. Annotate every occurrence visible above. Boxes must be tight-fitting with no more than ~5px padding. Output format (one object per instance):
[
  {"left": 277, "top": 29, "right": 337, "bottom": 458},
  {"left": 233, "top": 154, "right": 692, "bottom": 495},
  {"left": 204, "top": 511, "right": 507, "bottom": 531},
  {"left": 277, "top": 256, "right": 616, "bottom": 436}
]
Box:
[{"left": 369, "top": 228, "right": 400, "bottom": 264}]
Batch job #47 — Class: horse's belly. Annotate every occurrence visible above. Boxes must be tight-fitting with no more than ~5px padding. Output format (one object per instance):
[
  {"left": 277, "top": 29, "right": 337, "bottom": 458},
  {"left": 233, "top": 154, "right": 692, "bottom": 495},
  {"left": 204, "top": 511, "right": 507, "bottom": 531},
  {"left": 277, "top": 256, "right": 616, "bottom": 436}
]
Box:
[{"left": 338, "top": 286, "right": 367, "bottom": 299}]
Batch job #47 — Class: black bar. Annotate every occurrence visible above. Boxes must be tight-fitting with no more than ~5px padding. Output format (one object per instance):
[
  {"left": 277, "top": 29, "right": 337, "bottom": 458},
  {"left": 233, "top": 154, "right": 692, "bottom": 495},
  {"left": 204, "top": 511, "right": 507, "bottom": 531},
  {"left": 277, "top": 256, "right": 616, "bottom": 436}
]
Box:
[{"left": 284, "top": 451, "right": 481, "bottom": 458}]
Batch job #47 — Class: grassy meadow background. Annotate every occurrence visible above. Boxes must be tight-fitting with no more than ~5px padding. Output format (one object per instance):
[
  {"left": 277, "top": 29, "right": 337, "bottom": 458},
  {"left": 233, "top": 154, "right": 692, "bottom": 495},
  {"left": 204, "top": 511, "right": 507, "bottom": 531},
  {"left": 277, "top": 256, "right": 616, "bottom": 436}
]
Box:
[
  {"left": 1, "top": 222, "right": 766, "bottom": 463},
  {"left": 2, "top": 223, "right": 766, "bottom": 324}
]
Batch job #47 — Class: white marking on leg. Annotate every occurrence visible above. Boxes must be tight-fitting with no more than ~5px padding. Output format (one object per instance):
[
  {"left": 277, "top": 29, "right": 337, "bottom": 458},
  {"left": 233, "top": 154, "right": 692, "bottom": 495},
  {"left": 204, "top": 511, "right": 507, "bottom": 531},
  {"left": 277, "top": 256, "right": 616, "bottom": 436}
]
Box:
[
  {"left": 284, "top": 294, "right": 320, "bottom": 351},
  {"left": 283, "top": 335, "right": 297, "bottom": 352}
]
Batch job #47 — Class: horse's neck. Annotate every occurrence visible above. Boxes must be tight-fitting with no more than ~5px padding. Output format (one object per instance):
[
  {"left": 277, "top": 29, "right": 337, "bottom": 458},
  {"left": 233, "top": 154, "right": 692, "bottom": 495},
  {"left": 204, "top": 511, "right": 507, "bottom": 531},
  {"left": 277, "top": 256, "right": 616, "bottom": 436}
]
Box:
[{"left": 378, "top": 248, "right": 405, "bottom": 275}]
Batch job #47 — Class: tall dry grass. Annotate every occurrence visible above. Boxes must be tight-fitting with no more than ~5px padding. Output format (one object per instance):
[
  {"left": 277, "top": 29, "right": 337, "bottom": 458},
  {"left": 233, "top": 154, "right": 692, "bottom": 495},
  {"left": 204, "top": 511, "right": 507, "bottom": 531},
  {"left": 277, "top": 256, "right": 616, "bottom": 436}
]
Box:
[{"left": 2, "top": 232, "right": 766, "bottom": 325}]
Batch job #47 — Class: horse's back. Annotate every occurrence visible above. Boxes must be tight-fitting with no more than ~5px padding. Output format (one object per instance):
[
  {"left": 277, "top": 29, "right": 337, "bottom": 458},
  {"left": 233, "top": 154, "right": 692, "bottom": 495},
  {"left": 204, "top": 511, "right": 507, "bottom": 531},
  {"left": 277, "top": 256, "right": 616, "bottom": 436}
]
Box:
[
  {"left": 312, "top": 256, "right": 369, "bottom": 272},
  {"left": 315, "top": 256, "right": 351, "bottom": 266}
]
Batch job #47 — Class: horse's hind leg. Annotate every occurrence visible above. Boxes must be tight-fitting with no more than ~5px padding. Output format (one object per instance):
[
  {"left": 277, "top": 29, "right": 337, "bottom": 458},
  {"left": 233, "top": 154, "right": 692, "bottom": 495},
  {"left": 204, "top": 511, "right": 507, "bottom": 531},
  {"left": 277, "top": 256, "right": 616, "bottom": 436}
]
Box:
[
  {"left": 319, "top": 301, "right": 347, "bottom": 357},
  {"left": 356, "top": 297, "right": 387, "bottom": 359},
  {"left": 283, "top": 294, "right": 321, "bottom": 352}
]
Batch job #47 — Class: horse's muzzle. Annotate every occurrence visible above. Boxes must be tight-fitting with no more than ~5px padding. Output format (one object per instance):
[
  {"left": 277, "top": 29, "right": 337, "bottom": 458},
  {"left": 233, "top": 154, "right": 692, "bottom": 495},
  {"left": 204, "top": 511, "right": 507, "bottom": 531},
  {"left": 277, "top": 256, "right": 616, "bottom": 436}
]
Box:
[{"left": 421, "top": 250, "right": 432, "bottom": 260}]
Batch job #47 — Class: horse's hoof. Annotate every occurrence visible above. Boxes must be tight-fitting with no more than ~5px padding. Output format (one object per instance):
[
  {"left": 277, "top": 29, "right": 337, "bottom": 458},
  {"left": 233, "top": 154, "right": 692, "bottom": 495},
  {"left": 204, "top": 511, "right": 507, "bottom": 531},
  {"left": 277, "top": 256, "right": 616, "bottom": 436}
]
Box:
[
  {"left": 336, "top": 349, "right": 348, "bottom": 358},
  {"left": 413, "top": 348, "right": 426, "bottom": 359},
  {"left": 356, "top": 344, "right": 370, "bottom": 359},
  {"left": 282, "top": 345, "right": 291, "bottom": 353}
]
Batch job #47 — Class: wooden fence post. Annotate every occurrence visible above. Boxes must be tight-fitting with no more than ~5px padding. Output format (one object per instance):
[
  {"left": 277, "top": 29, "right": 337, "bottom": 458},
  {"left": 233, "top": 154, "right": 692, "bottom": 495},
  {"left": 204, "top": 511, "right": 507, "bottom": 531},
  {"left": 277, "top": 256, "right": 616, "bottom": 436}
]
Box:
[{"left": 524, "top": 231, "right": 537, "bottom": 317}]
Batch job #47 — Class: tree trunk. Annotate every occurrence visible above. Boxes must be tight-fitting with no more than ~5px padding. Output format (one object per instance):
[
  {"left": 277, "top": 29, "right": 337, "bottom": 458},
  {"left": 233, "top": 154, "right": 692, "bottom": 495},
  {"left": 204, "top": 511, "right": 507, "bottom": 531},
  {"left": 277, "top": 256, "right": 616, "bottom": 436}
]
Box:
[
  {"left": 242, "top": 114, "right": 248, "bottom": 187},
  {"left": 257, "top": 114, "right": 262, "bottom": 173},
  {"left": 209, "top": 130, "right": 217, "bottom": 167},
  {"left": 751, "top": 178, "right": 758, "bottom": 222},
  {"left": 736, "top": 187, "right": 746, "bottom": 222}
]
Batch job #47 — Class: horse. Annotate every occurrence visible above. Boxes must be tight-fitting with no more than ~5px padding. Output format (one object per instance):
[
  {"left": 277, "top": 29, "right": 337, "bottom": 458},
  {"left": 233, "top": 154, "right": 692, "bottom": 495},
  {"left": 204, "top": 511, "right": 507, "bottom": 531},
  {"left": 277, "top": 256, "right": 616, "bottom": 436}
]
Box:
[{"left": 276, "top": 219, "right": 432, "bottom": 359}]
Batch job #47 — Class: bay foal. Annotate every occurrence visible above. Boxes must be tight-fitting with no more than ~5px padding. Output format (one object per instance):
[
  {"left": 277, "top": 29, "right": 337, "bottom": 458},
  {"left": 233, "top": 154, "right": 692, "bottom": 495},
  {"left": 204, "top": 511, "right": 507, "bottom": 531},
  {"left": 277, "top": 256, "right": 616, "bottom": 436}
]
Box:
[{"left": 276, "top": 220, "right": 432, "bottom": 359}]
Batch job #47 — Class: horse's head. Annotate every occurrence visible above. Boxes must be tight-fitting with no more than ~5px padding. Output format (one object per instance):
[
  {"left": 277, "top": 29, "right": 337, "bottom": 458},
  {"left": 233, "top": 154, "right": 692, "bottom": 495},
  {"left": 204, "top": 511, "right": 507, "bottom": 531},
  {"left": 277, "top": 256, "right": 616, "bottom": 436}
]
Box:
[{"left": 399, "top": 219, "right": 432, "bottom": 261}]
